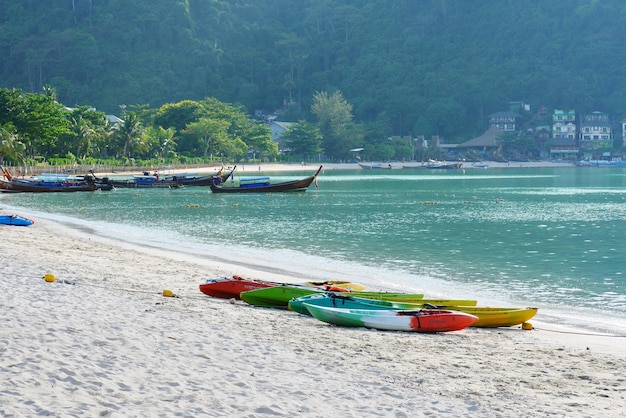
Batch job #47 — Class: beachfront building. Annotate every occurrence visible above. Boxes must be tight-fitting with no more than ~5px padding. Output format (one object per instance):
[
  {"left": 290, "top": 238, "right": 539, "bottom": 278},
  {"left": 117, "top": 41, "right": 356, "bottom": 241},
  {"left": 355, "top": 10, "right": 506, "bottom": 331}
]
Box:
[
  {"left": 455, "top": 126, "right": 503, "bottom": 159},
  {"left": 579, "top": 111, "right": 613, "bottom": 151},
  {"left": 550, "top": 109, "right": 578, "bottom": 160},
  {"left": 552, "top": 109, "right": 577, "bottom": 140},
  {"left": 268, "top": 120, "right": 295, "bottom": 154},
  {"left": 487, "top": 111, "right": 524, "bottom": 132}
]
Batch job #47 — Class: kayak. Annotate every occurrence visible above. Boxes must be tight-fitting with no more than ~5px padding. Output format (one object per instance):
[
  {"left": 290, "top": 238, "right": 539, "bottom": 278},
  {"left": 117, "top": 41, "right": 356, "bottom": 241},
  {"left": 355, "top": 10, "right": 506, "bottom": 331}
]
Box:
[
  {"left": 0, "top": 215, "right": 34, "bottom": 226},
  {"left": 240, "top": 285, "right": 425, "bottom": 309},
  {"left": 303, "top": 304, "right": 479, "bottom": 333},
  {"left": 199, "top": 276, "right": 279, "bottom": 299},
  {"left": 199, "top": 276, "right": 365, "bottom": 299},
  {"left": 306, "top": 281, "right": 366, "bottom": 292},
  {"left": 287, "top": 293, "right": 477, "bottom": 315},
  {"left": 451, "top": 306, "right": 538, "bottom": 328},
  {"left": 290, "top": 293, "right": 536, "bottom": 327}
]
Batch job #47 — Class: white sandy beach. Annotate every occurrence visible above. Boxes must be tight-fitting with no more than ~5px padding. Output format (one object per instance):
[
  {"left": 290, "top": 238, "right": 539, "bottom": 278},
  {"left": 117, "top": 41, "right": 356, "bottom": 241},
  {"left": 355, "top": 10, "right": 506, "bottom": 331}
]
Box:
[{"left": 1, "top": 209, "right": 625, "bottom": 417}]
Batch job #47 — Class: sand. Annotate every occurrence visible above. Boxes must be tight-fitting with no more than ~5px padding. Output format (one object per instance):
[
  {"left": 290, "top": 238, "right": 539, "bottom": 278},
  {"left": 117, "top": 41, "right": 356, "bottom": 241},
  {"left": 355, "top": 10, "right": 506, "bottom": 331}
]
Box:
[{"left": 1, "top": 208, "right": 625, "bottom": 418}]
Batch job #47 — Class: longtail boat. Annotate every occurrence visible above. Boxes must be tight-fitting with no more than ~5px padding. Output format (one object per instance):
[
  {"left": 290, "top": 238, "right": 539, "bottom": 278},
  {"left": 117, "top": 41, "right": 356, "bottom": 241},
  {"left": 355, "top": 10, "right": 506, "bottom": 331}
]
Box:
[
  {"left": 1, "top": 166, "right": 98, "bottom": 193},
  {"left": 163, "top": 166, "right": 234, "bottom": 187},
  {"left": 209, "top": 165, "right": 322, "bottom": 193},
  {"left": 109, "top": 174, "right": 182, "bottom": 188},
  {"left": 303, "top": 304, "right": 478, "bottom": 333}
]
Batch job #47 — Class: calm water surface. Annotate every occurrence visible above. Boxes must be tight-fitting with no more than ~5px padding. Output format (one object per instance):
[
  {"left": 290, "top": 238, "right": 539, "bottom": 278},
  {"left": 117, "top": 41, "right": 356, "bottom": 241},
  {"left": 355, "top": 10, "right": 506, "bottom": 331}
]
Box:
[{"left": 4, "top": 166, "right": 626, "bottom": 334}]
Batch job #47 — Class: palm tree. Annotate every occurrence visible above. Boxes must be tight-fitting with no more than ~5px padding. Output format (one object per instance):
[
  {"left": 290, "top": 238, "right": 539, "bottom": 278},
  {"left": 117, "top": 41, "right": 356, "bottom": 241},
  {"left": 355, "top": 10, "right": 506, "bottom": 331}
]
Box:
[
  {"left": 70, "top": 116, "right": 96, "bottom": 159},
  {"left": 145, "top": 126, "right": 177, "bottom": 162},
  {"left": 0, "top": 124, "right": 26, "bottom": 164},
  {"left": 116, "top": 111, "right": 144, "bottom": 158}
]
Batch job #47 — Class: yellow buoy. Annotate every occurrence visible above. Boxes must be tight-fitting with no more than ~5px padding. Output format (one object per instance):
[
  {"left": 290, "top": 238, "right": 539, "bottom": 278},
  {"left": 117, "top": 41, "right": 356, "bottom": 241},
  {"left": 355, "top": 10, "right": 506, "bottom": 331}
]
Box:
[
  {"left": 162, "top": 289, "right": 175, "bottom": 297},
  {"left": 522, "top": 322, "right": 533, "bottom": 330},
  {"left": 43, "top": 274, "right": 56, "bottom": 283}
]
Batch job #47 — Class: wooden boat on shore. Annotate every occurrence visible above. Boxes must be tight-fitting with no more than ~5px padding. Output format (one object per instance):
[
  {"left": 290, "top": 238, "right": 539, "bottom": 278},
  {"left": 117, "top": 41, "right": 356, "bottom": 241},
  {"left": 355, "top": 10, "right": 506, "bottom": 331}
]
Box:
[
  {"left": 168, "top": 174, "right": 220, "bottom": 186},
  {"left": 77, "top": 170, "right": 114, "bottom": 190},
  {"left": 1, "top": 166, "right": 99, "bottom": 193},
  {"left": 426, "top": 160, "right": 464, "bottom": 169},
  {"left": 0, "top": 178, "right": 97, "bottom": 193},
  {"left": 303, "top": 304, "right": 479, "bottom": 333},
  {"left": 0, "top": 214, "right": 34, "bottom": 226},
  {"left": 2, "top": 166, "right": 113, "bottom": 192},
  {"left": 289, "top": 293, "right": 536, "bottom": 327},
  {"left": 209, "top": 166, "right": 322, "bottom": 193},
  {"left": 240, "top": 285, "right": 425, "bottom": 309},
  {"left": 109, "top": 173, "right": 182, "bottom": 188},
  {"left": 358, "top": 163, "right": 392, "bottom": 169},
  {"left": 162, "top": 166, "right": 234, "bottom": 187},
  {"left": 288, "top": 293, "right": 477, "bottom": 315},
  {"left": 111, "top": 167, "right": 232, "bottom": 189}
]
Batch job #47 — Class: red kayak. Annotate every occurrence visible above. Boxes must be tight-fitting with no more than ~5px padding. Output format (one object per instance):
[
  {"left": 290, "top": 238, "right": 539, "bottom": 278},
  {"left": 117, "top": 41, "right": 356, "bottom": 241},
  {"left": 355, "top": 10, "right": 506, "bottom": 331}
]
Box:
[
  {"left": 199, "top": 275, "right": 279, "bottom": 299},
  {"left": 199, "top": 276, "right": 358, "bottom": 299}
]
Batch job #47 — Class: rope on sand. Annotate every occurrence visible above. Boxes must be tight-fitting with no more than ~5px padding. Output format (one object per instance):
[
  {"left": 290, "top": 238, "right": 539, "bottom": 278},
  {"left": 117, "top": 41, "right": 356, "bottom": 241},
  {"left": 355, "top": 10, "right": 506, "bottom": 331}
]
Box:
[
  {"left": 42, "top": 273, "right": 178, "bottom": 297},
  {"left": 533, "top": 327, "right": 626, "bottom": 338},
  {"left": 41, "top": 273, "right": 232, "bottom": 303}
]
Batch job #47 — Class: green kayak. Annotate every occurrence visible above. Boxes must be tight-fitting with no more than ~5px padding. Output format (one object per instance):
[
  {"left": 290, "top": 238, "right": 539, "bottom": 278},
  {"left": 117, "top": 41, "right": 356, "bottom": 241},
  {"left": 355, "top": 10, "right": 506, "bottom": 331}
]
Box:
[{"left": 240, "top": 285, "right": 426, "bottom": 309}]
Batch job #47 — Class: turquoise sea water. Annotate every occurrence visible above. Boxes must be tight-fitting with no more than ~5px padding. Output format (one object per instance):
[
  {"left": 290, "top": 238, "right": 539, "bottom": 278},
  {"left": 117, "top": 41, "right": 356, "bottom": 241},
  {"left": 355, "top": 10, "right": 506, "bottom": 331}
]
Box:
[{"left": 3, "top": 166, "right": 626, "bottom": 334}]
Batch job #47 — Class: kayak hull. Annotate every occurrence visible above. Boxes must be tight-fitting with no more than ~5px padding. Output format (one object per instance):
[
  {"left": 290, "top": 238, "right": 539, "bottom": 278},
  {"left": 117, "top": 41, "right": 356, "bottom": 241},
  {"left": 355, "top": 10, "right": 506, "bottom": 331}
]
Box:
[
  {"left": 303, "top": 304, "right": 478, "bottom": 333},
  {"left": 288, "top": 293, "right": 477, "bottom": 315},
  {"left": 0, "top": 215, "right": 34, "bottom": 226},
  {"left": 199, "top": 277, "right": 277, "bottom": 299}
]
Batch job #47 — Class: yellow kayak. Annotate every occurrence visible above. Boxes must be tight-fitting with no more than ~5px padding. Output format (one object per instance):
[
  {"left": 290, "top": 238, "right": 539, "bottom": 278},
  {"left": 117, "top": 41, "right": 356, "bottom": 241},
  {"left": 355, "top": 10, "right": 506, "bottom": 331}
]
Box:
[
  {"left": 384, "top": 304, "right": 537, "bottom": 327},
  {"left": 446, "top": 306, "right": 538, "bottom": 327},
  {"left": 304, "top": 281, "right": 367, "bottom": 291}
]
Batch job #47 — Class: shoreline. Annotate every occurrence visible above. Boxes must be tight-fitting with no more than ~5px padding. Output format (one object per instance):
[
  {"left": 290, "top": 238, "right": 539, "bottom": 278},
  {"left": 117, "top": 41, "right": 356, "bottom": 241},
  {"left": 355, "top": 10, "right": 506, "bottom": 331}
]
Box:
[
  {"left": 0, "top": 160, "right": 582, "bottom": 180},
  {"left": 2, "top": 161, "right": 576, "bottom": 178},
  {"left": 92, "top": 160, "right": 576, "bottom": 177},
  {"left": 2, "top": 211, "right": 626, "bottom": 416}
]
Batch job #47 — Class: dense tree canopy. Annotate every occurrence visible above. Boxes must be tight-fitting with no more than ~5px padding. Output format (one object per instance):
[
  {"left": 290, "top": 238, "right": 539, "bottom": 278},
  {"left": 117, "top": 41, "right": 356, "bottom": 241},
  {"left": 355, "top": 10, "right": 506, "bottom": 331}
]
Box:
[
  {"left": 2, "top": 1, "right": 626, "bottom": 161},
  {"left": 281, "top": 121, "right": 323, "bottom": 161},
  {"left": 0, "top": 87, "right": 276, "bottom": 166},
  {"left": 311, "top": 90, "right": 363, "bottom": 160}
]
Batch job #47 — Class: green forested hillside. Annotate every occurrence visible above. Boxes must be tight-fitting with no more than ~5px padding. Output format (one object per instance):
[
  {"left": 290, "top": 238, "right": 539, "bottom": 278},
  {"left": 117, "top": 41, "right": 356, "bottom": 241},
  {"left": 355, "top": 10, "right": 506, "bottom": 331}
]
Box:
[{"left": 2, "top": 0, "right": 626, "bottom": 142}]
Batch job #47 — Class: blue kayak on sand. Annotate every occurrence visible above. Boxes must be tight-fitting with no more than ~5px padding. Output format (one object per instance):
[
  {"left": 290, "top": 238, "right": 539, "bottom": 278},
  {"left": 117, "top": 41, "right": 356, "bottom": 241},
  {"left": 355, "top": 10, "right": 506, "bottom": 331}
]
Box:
[{"left": 0, "top": 215, "right": 34, "bottom": 226}]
